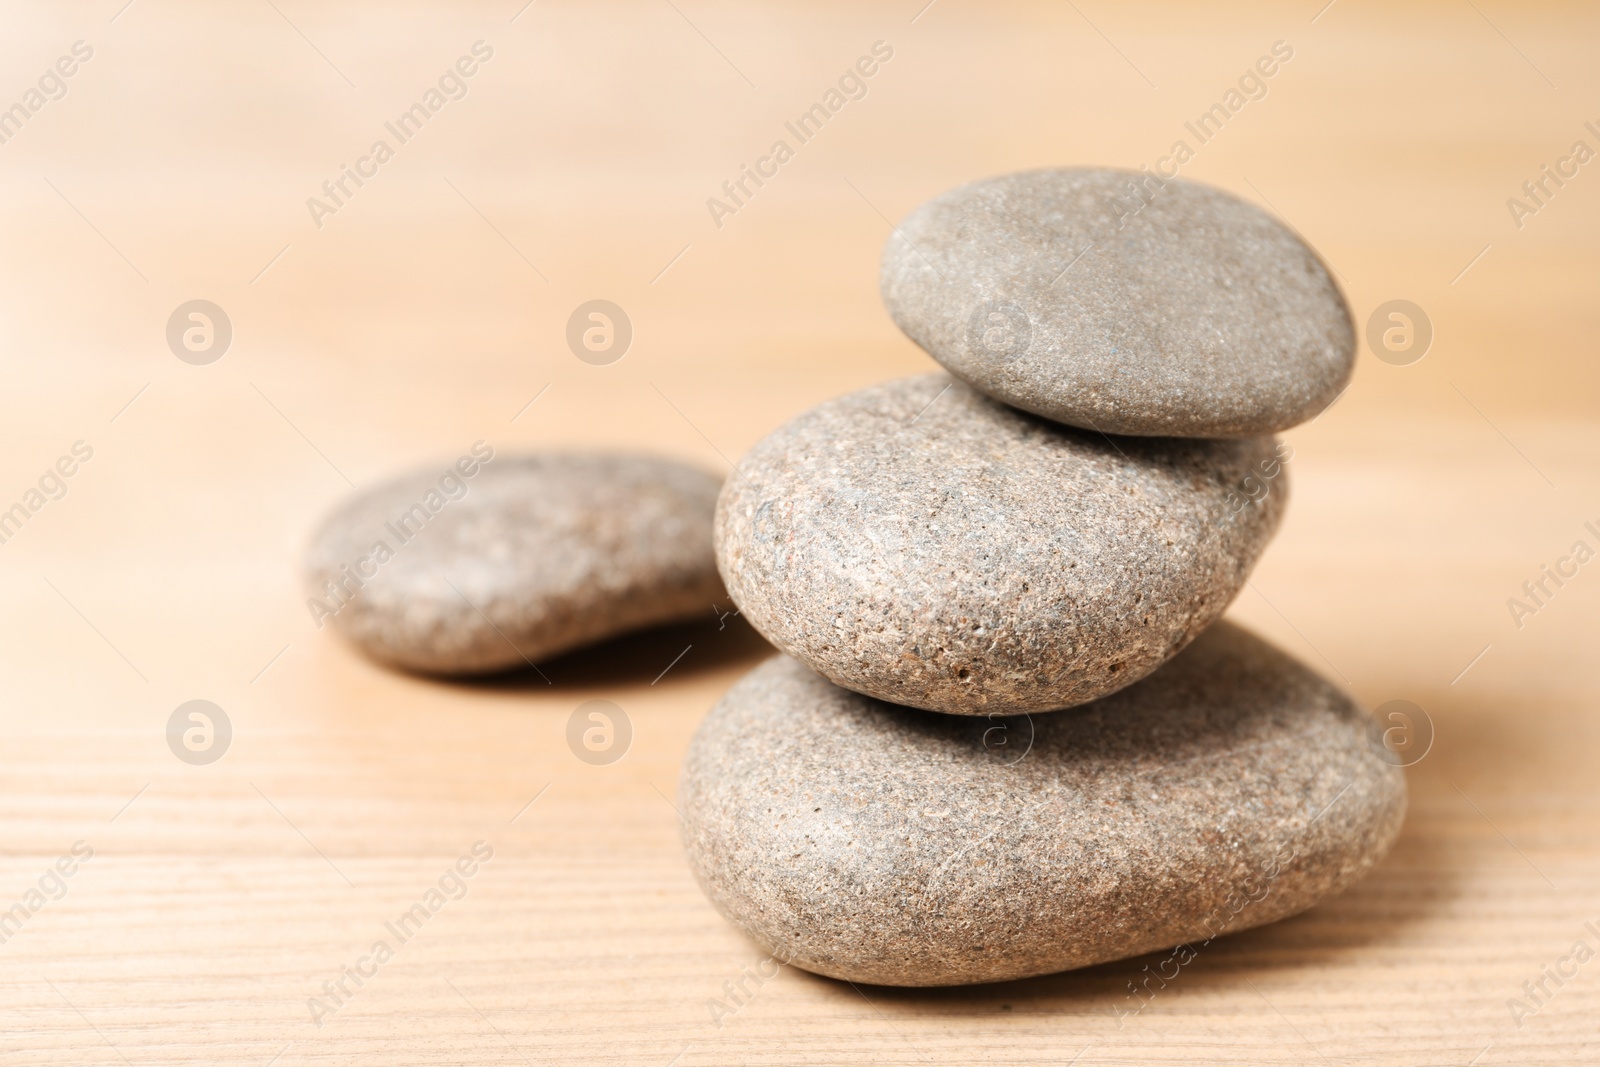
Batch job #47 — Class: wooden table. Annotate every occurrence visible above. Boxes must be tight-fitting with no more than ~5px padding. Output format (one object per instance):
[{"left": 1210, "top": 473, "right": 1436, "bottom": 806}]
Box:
[{"left": 2, "top": 1, "right": 1597, "bottom": 1062}]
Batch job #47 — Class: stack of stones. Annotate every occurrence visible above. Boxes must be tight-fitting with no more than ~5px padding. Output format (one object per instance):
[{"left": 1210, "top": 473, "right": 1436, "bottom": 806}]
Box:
[{"left": 681, "top": 169, "right": 1407, "bottom": 986}]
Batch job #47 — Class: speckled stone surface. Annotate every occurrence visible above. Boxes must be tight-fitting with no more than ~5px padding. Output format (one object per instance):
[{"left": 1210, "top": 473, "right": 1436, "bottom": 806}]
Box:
[
  {"left": 304, "top": 450, "right": 725, "bottom": 674},
  {"left": 880, "top": 168, "right": 1354, "bottom": 437},
  {"left": 680, "top": 622, "right": 1406, "bottom": 987},
  {"left": 715, "top": 374, "right": 1286, "bottom": 715}
]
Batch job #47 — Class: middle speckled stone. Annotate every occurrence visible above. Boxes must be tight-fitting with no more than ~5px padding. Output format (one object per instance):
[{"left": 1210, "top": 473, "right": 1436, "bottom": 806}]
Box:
[{"left": 714, "top": 374, "right": 1287, "bottom": 715}]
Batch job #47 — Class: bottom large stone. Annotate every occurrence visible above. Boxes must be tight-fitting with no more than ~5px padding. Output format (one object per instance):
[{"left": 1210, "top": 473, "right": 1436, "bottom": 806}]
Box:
[{"left": 679, "top": 621, "right": 1405, "bottom": 986}]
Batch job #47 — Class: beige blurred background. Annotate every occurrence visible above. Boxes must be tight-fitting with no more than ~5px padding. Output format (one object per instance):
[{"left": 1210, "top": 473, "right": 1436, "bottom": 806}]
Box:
[{"left": 1, "top": 1, "right": 1597, "bottom": 1064}]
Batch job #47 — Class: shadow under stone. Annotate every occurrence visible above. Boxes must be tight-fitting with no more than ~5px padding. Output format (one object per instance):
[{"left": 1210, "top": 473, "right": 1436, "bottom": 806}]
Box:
[{"left": 455, "top": 612, "right": 774, "bottom": 692}]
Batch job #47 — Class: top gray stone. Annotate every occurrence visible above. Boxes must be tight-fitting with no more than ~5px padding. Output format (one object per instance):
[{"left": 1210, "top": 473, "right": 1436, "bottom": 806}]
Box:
[
  {"left": 304, "top": 448, "right": 725, "bottom": 674},
  {"left": 880, "top": 168, "right": 1354, "bottom": 437}
]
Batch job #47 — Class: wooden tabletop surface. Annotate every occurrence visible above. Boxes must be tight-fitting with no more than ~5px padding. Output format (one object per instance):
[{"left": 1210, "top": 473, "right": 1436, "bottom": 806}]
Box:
[{"left": 2, "top": 1, "right": 1598, "bottom": 1063}]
